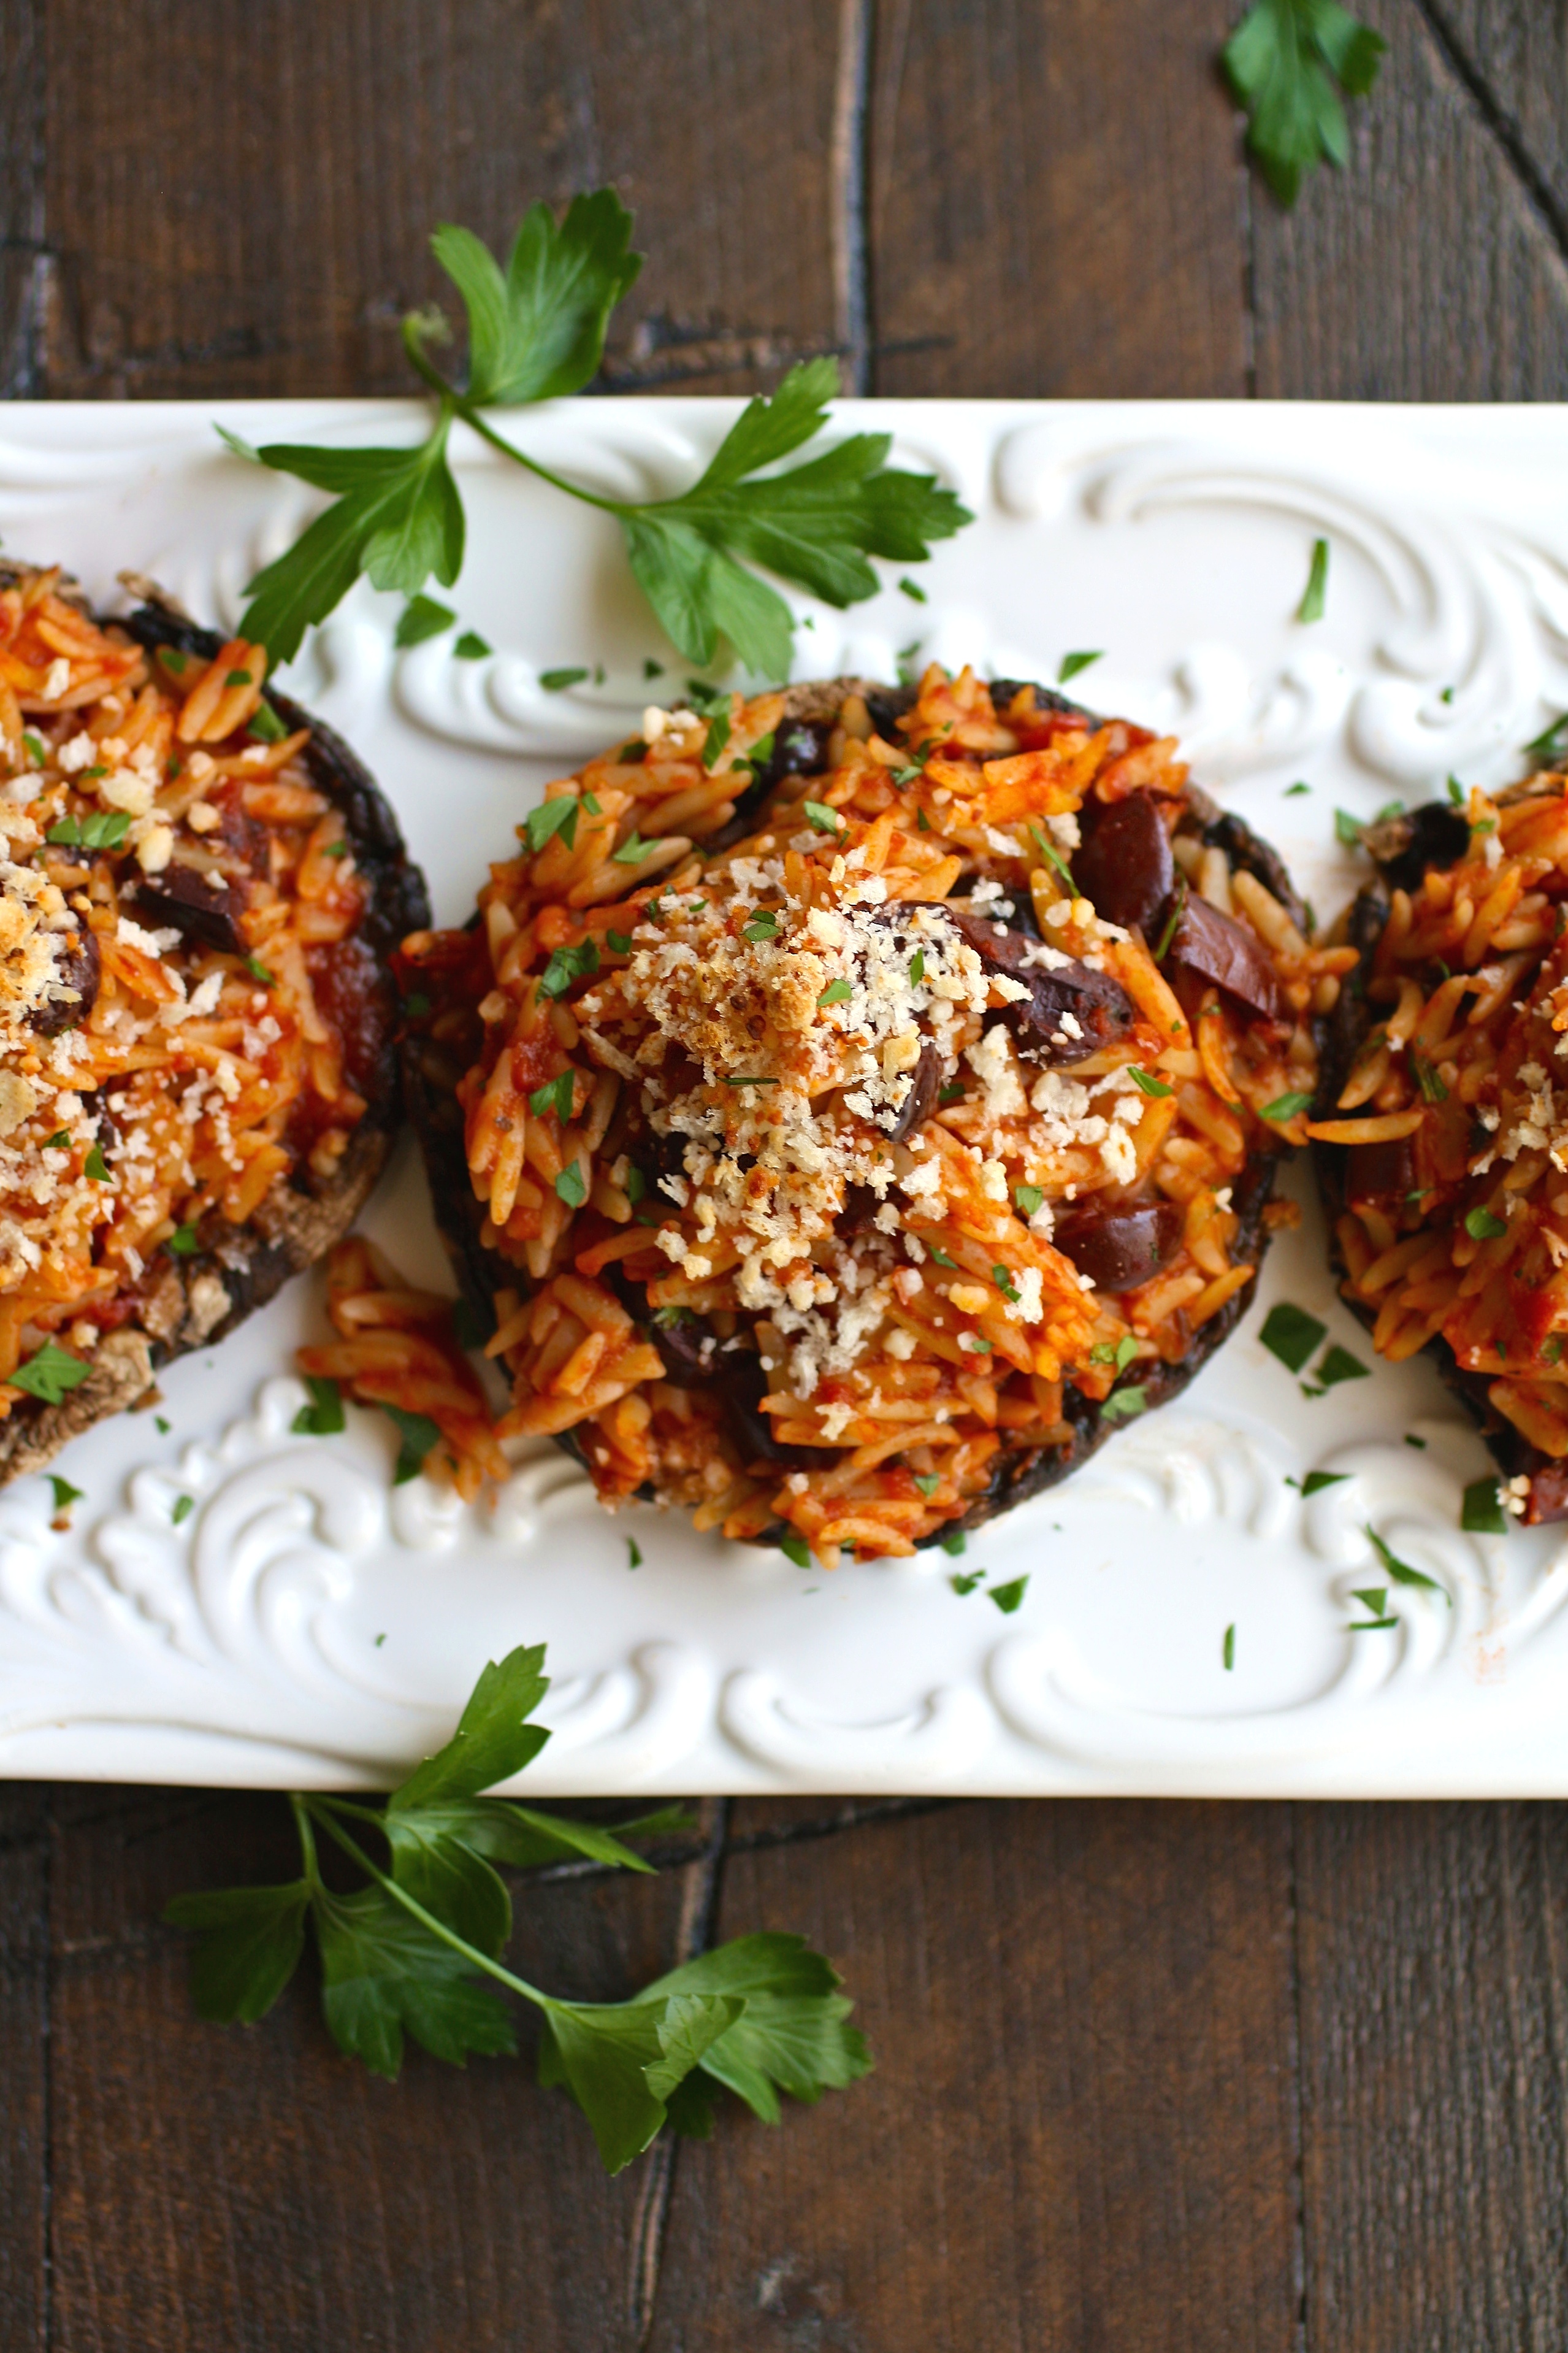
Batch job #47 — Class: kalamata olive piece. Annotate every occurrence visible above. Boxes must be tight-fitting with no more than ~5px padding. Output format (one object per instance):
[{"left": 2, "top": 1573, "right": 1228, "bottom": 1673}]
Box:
[
  {"left": 1345, "top": 1137, "right": 1415, "bottom": 1207},
  {"left": 724, "top": 1351, "right": 819, "bottom": 1470},
  {"left": 650, "top": 1308, "right": 723, "bottom": 1388},
  {"left": 944, "top": 908, "right": 1136, "bottom": 1065},
  {"left": 882, "top": 1038, "right": 943, "bottom": 1142},
  {"left": 134, "top": 862, "right": 245, "bottom": 954},
  {"left": 1165, "top": 892, "right": 1285, "bottom": 1021},
  {"left": 1525, "top": 1464, "right": 1568, "bottom": 1525},
  {"left": 760, "top": 718, "right": 833, "bottom": 785},
  {"left": 27, "top": 925, "right": 99, "bottom": 1035},
  {"left": 1052, "top": 1197, "right": 1185, "bottom": 1293},
  {"left": 1360, "top": 802, "right": 1471, "bottom": 897},
  {"left": 1072, "top": 791, "right": 1174, "bottom": 937},
  {"left": 836, "top": 1180, "right": 880, "bottom": 1235}
]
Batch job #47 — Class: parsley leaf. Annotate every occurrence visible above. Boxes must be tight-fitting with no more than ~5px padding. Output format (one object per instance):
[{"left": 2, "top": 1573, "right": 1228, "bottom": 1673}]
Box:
[
  {"left": 1296, "top": 535, "right": 1330, "bottom": 621},
  {"left": 1223, "top": 0, "right": 1387, "bottom": 208},
  {"left": 48, "top": 1474, "right": 83, "bottom": 1513},
  {"left": 1258, "top": 1301, "right": 1327, "bottom": 1374},
  {"left": 292, "top": 1375, "right": 345, "bottom": 1437},
  {"left": 394, "top": 593, "right": 456, "bottom": 647},
  {"left": 817, "top": 978, "right": 852, "bottom": 1007},
  {"left": 1057, "top": 650, "right": 1102, "bottom": 684},
  {"left": 538, "top": 938, "right": 600, "bottom": 999},
  {"left": 989, "top": 1576, "right": 1030, "bottom": 1614},
  {"left": 530, "top": 1070, "right": 576, "bottom": 1123},
  {"left": 1365, "top": 1522, "right": 1450, "bottom": 1605},
  {"left": 540, "top": 665, "right": 590, "bottom": 691},
  {"left": 555, "top": 1163, "right": 587, "bottom": 1208},
  {"left": 1015, "top": 1183, "right": 1044, "bottom": 1217},
  {"left": 1460, "top": 1477, "right": 1508, "bottom": 1535},
  {"left": 381, "top": 1403, "right": 442, "bottom": 1484},
  {"left": 1261, "top": 1089, "right": 1314, "bottom": 1122},
  {"left": 162, "top": 1881, "right": 313, "bottom": 2025},
  {"left": 9, "top": 1342, "right": 90, "bottom": 1405},
  {"left": 430, "top": 191, "right": 641, "bottom": 408}
]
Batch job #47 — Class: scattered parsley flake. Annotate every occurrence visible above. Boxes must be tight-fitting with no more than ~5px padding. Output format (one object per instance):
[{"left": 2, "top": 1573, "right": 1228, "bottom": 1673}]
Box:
[
  {"left": 941, "top": 1531, "right": 966, "bottom": 1557},
  {"left": 530, "top": 1070, "right": 576, "bottom": 1123},
  {"left": 169, "top": 1223, "right": 199, "bottom": 1256},
  {"left": 606, "top": 929, "right": 633, "bottom": 955},
  {"left": 612, "top": 831, "right": 656, "bottom": 866},
  {"left": 1315, "top": 1345, "right": 1369, "bottom": 1388},
  {"left": 292, "top": 1375, "right": 345, "bottom": 1437},
  {"left": 702, "top": 711, "right": 732, "bottom": 771},
  {"left": 526, "top": 797, "right": 579, "bottom": 856},
  {"left": 10, "top": 1343, "right": 90, "bottom": 1405},
  {"left": 992, "top": 1264, "right": 1020, "bottom": 1304},
  {"left": 938, "top": 1081, "right": 964, "bottom": 1104},
  {"left": 928, "top": 1246, "right": 957, "bottom": 1267},
  {"left": 817, "top": 979, "right": 853, "bottom": 1007},
  {"left": 394, "top": 593, "right": 456, "bottom": 647},
  {"left": 721, "top": 1073, "right": 778, "bottom": 1088},
  {"left": 1285, "top": 780, "right": 1311, "bottom": 796},
  {"left": 540, "top": 666, "right": 589, "bottom": 691},
  {"left": 48, "top": 1475, "right": 83, "bottom": 1513},
  {"left": 554, "top": 1163, "right": 587, "bottom": 1209},
  {"left": 155, "top": 1416, "right": 170, "bottom": 1435},
  {"left": 83, "top": 1143, "right": 111, "bottom": 1183},
  {"left": 803, "top": 801, "right": 841, "bottom": 833},
  {"left": 538, "top": 939, "right": 600, "bottom": 999},
  {"left": 1460, "top": 1477, "right": 1507, "bottom": 1535},
  {"left": 1465, "top": 1206, "right": 1507, "bottom": 1242},
  {"left": 1301, "top": 1470, "right": 1350, "bottom": 1497},
  {"left": 908, "top": 950, "right": 925, "bottom": 985},
  {"left": 898, "top": 575, "right": 927, "bottom": 602},
  {"left": 244, "top": 956, "right": 275, "bottom": 986},
  {"left": 1127, "top": 1065, "right": 1172, "bottom": 1098},
  {"left": 42, "top": 1129, "right": 69, "bottom": 1151},
  {"left": 627, "top": 1538, "right": 643, "bottom": 1569},
  {"left": 1223, "top": 1623, "right": 1236, "bottom": 1671},
  {"left": 171, "top": 1494, "right": 196, "bottom": 1526},
  {"left": 1014, "top": 1183, "right": 1044, "bottom": 1218},
  {"left": 950, "top": 1570, "right": 985, "bottom": 1595},
  {"left": 1261, "top": 1089, "right": 1314, "bottom": 1122},
  {"left": 225, "top": 668, "right": 253, "bottom": 687},
  {"left": 247, "top": 700, "right": 289, "bottom": 743},
  {"left": 989, "top": 1576, "right": 1029, "bottom": 1615},
  {"left": 914, "top": 1474, "right": 941, "bottom": 1499},
  {"left": 1101, "top": 1386, "right": 1148, "bottom": 1422},
  {"left": 1259, "top": 1302, "right": 1326, "bottom": 1374},
  {"left": 1334, "top": 807, "right": 1364, "bottom": 848},
  {"left": 1365, "top": 1522, "right": 1450, "bottom": 1603},
  {"left": 1057, "top": 651, "right": 1102, "bottom": 685},
  {"left": 454, "top": 631, "right": 491, "bottom": 659},
  {"left": 781, "top": 1534, "right": 812, "bottom": 1568}
]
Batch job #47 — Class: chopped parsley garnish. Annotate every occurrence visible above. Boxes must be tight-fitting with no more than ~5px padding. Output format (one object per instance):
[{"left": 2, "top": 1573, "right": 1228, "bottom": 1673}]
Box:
[
  {"left": 1026, "top": 823, "right": 1076, "bottom": 893},
  {"left": 989, "top": 1576, "right": 1029, "bottom": 1614},
  {"left": 1152, "top": 881, "right": 1187, "bottom": 962},
  {"left": 927, "top": 1245, "right": 956, "bottom": 1267},
  {"left": 992, "top": 1265, "right": 1020, "bottom": 1303},
  {"left": 1315, "top": 1344, "right": 1369, "bottom": 1388},
  {"left": 916, "top": 808, "right": 931, "bottom": 832},
  {"left": 1523, "top": 712, "right": 1568, "bottom": 762},
  {"left": 394, "top": 593, "right": 456, "bottom": 647},
  {"left": 941, "top": 1530, "right": 966, "bottom": 1557},
  {"left": 898, "top": 575, "right": 927, "bottom": 602},
  {"left": 1405, "top": 1434, "right": 1428, "bottom": 1449},
  {"left": 817, "top": 979, "right": 853, "bottom": 1008},
  {"left": 554, "top": 1163, "right": 587, "bottom": 1208},
  {"left": 246, "top": 699, "right": 289, "bottom": 745},
  {"left": 225, "top": 668, "right": 253, "bottom": 687},
  {"left": 721, "top": 1073, "right": 778, "bottom": 1088},
  {"left": 454, "top": 631, "right": 491, "bottom": 659},
  {"left": 1464, "top": 1206, "right": 1507, "bottom": 1242},
  {"left": 1333, "top": 807, "right": 1364, "bottom": 848},
  {"left": 155, "top": 1416, "right": 170, "bottom": 1435},
  {"left": 244, "top": 955, "right": 275, "bottom": 986},
  {"left": 781, "top": 1534, "right": 813, "bottom": 1568},
  {"left": 627, "top": 1538, "right": 643, "bottom": 1569},
  {"left": 606, "top": 929, "right": 633, "bottom": 955},
  {"left": 913, "top": 1474, "right": 941, "bottom": 1499},
  {"left": 382, "top": 1403, "right": 442, "bottom": 1484},
  {"left": 1300, "top": 1469, "right": 1351, "bottom": 1497},
  {"left": 908, "top": 950, "right": 925, "bottom": 985},
  {"left": 9, "top": 1342, "right": 91, "bottom": 1405},
  {"left": 1126, "top": 1065, "right": 1172, "bottom": 1098},
  {"left": 1014, "top": 1183, "right": 1044, "bottom": 1218},
  {"left": 47, "top": 808, "right": 130, "bottom": 851},
  {"left": 42, "top": 1129, "right": 70, "bottom": 1151},
  {"left": 624, "top": 1164, "right": 647, "bottom": 1204},
  {"left": 938, "top": 1082, "right": 965, "bottom": 1104},
  {"left": 803, "top": 801, "right": 841, "bottom": 834},
  {"left": 292, "top": 1375, "right": 346, "bottom": 1437},
  {"left": 21, "top": 732, "right": 44, "bottom": 766},
  {"left": 83, "top": 1143, "right": 112, "bottom": 1183},
  {"left": 538, "top": 939, "right": 600, "bottom": 999},
  {"left": 540, "top": 666, "right": 589, "bottom": 691},
  {"left": 743, "top": 909, "right": 779, "bottom": 943},
  {"left": 530, "top": 1071, "right": 575, "bottom": 1122},
  {"left": 1092, "top": 1336, "right": 1141, "bottom": 1373},
  {"left": 890, "top": 765, "right": 923, "bottom": 787},
  {"left": 1225, "top": 1, "right": 1385, "bottom": 206},
  {"left": 1413, "top": 1058, "right": 1448, "bottom": 1104},
  {"left": 950, "top": 1569, "right": 985, "bottom": 1595},
  {"left": 1448, "top": 775, "right": 1466, "bottom": 805},
  {"left": 172, "top": 1494, "right": 196, "bottom": 1526},
  {"left": 1261, "top": 1089, "right": 1314, "bottom": 1122},
  {"left": 643, "top": 658, "right": 664, "bottom": 678},
  {"left": 1057, "top": 651, "right": 1102, "bottom": 684},
  {"left": 1223, "top": 1624, "right": 1236, "bottom": 1670},
  {"left": 1349, "top": 1588, "right": 1398, "bottom": 1630},
  {"left": 169, "top": 1223, "right": 200, "bottom": 1255},
  {"left": 525, "top": 796, "right": 579, "bottom": 855},
  {"left": 48, "top": 1475, "right": 83, "bottom": 1513},
  {"left": 1460, "top": 1477, "right": 1507, "bottom": 1535},
  {"left": 1101, "top": 1386, "right": 1148, "bottom": 1422},
  {"left": 161, "top": 649, "right": 188, "bottom": 674},
  {"left": 1296, "top": 535, "right": 1329, "bottom": 621},
  {"left": 702, "top": 711, "right": 732, "bottom": 770},
  {"left": 1258, "top": 1302, "right": 1327, "bottom": 1373},
  {"left": 1365, "top": 1522, "right": 1450, "bottom": 1603},
  {"left": 1285, "top": 780, "right": 1311, "bottom": 796},
  {"left": 402, "top": 991, "right": 432, "bottom": 1018},
  {"left": 896, "top": 639, "right": 924, "bottom": 684},
  {"left": 612, "top": 831, "right": 655, "bottom": 866}
]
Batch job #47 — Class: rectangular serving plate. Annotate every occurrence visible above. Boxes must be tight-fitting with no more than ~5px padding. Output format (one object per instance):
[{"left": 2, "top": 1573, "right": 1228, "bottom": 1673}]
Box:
[{"left": 5, "top": 396, "right": 1568, "bottom": 1797}]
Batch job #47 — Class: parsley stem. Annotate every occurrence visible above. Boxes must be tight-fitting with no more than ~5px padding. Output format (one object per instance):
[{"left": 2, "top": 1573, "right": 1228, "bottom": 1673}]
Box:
[
  {"left": 449, "top": 392, "right": 625, "bottom": 517},
  {"left": 304, "top": 1797, "right": 557, "bottom": 2010},
  {"left": 289, "top": 1792, "right": 325, "bottom": 1895}
]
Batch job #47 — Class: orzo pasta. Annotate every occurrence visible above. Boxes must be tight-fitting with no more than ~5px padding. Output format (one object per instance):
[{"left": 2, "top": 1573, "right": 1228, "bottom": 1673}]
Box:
[{"left": 399, "top": 666, "right": 1330, "bottom": 1565}]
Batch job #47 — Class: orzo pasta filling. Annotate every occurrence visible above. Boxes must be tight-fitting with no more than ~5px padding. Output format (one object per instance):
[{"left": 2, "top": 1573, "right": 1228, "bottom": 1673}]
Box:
[
  {"left": 0, "top": 566, "right": 420, "bottom": 1472},
  {"left": 1315, "top": 773, "right": 1568, "bottom": 1525},
  {"left": 403, "top": 666, "right": 1332, "bottom": 1564}
]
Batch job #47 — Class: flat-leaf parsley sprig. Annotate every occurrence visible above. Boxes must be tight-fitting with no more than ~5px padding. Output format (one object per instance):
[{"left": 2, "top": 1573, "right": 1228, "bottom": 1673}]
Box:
[
  {"left": 226, "top": 190, "right": 970, "bottom": 678},
  {"left": 1223, "top": 0, "right": 1386, "bottom": 207},
  {"left": 164, "top": 1644, "right": 870, "bottom": 2172}
]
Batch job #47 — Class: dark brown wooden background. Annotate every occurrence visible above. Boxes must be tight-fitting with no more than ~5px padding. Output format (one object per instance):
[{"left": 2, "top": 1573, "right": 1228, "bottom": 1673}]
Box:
[{"left": 5, "top": 2, "right": 1568, "bottom": 2345}]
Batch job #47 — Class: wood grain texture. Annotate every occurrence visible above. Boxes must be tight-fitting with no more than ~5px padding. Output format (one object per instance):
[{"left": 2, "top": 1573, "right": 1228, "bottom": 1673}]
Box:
[
  {"left": 651, "top": 1800, "right": 1302, "bottom": 2352},
  {"left": 40, "top": 1784, "right": 714, "bottom": 2353},
  {"left": 0, "top": 1788, "right": 48, "bottom": 2346},
  {"left": 1249, "top": 0, "right": 1568, "bottom": 400},
  {"left": 26, "top": 0, "right": 843, "bottom": 401},
  {"left": 1296, "top": 1803, "right": 1568, "bottom": 2353},
  {"left": 866, "top": 0, "right": 1250, "bottom": 399}
]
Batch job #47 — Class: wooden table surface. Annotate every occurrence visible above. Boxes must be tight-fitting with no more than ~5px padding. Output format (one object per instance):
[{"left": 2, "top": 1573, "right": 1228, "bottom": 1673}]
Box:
[{"left": 6, "top": 2, "right": 1568, "bottom": 2346}]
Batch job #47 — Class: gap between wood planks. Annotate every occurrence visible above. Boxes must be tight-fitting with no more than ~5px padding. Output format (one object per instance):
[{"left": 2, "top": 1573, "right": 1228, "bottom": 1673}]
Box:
[{"left": 1407, "top": 0, "right": 1568, "bottom": 270}]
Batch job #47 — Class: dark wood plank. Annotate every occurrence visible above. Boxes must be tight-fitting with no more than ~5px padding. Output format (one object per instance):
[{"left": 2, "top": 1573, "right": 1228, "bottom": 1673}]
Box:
[
  {"left": 651, "top": 1800, "right": 1301, "bottom": 2352},
  {"left": 0, "top": 0, "right": 46, "bottom": 396},
  {"left": 866, "top": 0, "right": 1249, "bottom": 399},
  {"left": 42, "top": 1783, "right": 714, "bottom": 2353},
  {"left": 0, "top": 1786, "right": 48, "bottom": 2347},
  {"left": 1295, "top": 1802, "right": 1568, "bottom": 2353},
  {"left": 1249, "top": 0, "right": 1568, "bottom": 400},
  {"left": 32, "top": 0, "right": 843, "bottom": 401},
  {"left": 1423, "top": 0, "right": 1568, "bottom": 229}
]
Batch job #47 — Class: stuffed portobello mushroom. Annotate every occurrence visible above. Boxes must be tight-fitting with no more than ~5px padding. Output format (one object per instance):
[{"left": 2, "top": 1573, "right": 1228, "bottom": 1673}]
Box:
[
  {"left": 0, "top": 564, "right": 427, "bottom": 1481},
  {"left": 399, "top": 664, "right": 1333, "bottom": 1566},
  {"left": 1314, "top": 772, "right": 1568, "bottom": 1527}
]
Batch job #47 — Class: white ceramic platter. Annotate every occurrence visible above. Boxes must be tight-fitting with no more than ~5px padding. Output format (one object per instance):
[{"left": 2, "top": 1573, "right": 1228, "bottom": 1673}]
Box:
[{"left": 6, "top": 395, "right": 1568, "bottom": 1796}]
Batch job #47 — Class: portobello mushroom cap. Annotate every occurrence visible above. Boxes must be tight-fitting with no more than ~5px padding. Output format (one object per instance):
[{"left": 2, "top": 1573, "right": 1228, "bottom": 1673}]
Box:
[
  {"left": 403, "top": 677, "right": 1306, "bottom": 1550},
  {"left": 1314, "top": 806, "right": 1568, "bottom": 1525},
  {"left": 0, "top": 576, "right": 429, "bottom": 1483}
]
